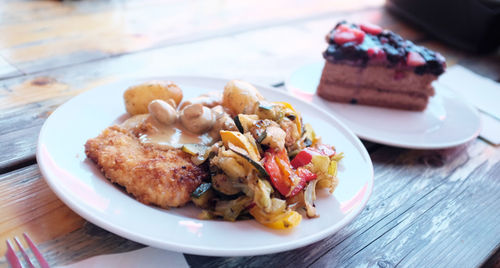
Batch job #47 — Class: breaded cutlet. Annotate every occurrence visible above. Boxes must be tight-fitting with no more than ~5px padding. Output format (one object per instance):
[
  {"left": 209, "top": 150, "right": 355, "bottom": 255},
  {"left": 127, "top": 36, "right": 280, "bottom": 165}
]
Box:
[{"left": 85, "top": 125, "right": 208, "bottom": 208}]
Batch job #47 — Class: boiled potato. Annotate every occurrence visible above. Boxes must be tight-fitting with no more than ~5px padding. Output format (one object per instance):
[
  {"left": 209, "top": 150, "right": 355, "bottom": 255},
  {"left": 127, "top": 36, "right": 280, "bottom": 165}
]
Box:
[
  {"left": 222, "top": 80, "right": 264, "bottom": 116},
  {"left": 124, "top": 81, "right": 183, "bottom": 115}
]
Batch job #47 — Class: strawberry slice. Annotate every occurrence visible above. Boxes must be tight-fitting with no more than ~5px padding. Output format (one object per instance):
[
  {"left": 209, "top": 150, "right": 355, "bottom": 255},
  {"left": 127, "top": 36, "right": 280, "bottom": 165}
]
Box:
[
  {"left": 352, "top": 28, "right": 366, "bottom": 43},
  {"left": 367, "top": 47, "right": 386, "bottom": 60},
  {"left": 406, "top": 51, "right": 426, "bottom": 66},
  {"left": 333, "top": 25, "right": 365, "bottom": 45},
  {"left": 360, "top": 23, "right": 383, "bottom": 35},
  {"left": 336, "top": 24, "right": 352, "bottom": 32},
  {"left": 334, "top": 31, "right": 357, "bottom": 45}
]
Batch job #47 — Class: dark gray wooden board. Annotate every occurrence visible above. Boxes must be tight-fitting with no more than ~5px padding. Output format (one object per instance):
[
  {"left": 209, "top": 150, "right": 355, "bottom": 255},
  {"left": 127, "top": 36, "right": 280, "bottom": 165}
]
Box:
[
  {"left": 1, "top": 1, "right": 500, "bottom": 267},
  {"left": 0, "top": 165, "right": 144, "bottom": 266},
  {"left": 185, "top": 140, "right": 500, "bottom": 268},
  {"left": 2, "top": 135, "right": 499, "bottom": 267},
  {"left": 1, "top": 84, "right": 499, "bottom": 267}
]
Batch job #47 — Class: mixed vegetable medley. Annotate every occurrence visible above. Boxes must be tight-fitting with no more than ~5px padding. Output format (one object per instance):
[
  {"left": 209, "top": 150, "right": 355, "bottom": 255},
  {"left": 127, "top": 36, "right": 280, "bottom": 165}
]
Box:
[{"left": 183, "top": 80, "right": 343, "bottom": 229}]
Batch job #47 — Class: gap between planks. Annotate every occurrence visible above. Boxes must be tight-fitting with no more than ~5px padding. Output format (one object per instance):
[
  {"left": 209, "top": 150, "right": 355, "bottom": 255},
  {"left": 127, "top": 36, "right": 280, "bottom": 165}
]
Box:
[{"left": 0, "top": 5, "right": 385, "bottom": 82}]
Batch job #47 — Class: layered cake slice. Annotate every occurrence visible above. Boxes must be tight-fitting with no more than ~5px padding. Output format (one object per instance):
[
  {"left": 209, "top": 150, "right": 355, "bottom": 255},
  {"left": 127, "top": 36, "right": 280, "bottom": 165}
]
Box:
[{"left": 317, "top": 21, "right": 446, "bottom": 111}]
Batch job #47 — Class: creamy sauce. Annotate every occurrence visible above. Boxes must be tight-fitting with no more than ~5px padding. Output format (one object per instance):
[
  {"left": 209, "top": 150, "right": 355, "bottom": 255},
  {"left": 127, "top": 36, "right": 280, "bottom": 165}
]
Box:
[
  {"left": 179, "top": 91, "right": 222, "bottom": 110},
  {"left": 141, "top": 122, "right": 214, "bottom": 148},
  {"left": 122, "top": 114, "right": 215, "bottom": 149},
  {"left": 121, "top": 114, "right": 148, "bottom": 130}
]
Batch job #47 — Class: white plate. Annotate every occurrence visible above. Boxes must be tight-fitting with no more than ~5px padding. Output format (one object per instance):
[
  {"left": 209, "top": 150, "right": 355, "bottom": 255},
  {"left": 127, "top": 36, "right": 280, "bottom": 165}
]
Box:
[
  {"left": 37, "top": 76, "right": 373, "bottom": 256},
  {"left": 286, "top": 62, "right": 481, "bottom": 149}
]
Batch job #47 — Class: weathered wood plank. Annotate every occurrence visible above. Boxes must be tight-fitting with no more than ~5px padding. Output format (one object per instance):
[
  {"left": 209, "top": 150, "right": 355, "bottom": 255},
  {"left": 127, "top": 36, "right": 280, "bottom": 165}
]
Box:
[
  {"left": 0, "top": 165, "right": 86, "bottom": 255},
  {"left": 0, "top": 7, "right": 421, "bottom": 108},
  {"left": 0, "top": 2, "right": 499, "bottom": 267},
  {"left": 0, "top": 163, "right": 143, "bottom": 267},
  {"left": 0, "top": 0, "right": 116, "bottom": 25},
  {"left": 0, "top": 9, "right": 423, "bottom": 170},
  {"left": 0, "top": 56, "right": 22, "bottom": 79},
  {"left": 184, "top": 140, "right": 500, "bottom": 268},
  {"left": 0, "top": 97, "right": 64, "bottom": 171},
  {"left": 37, "top": 222, "right": 143, "bottom": 267},
  {"left": 1, "top": 13, "right": 494, "bottom": 171},
  {"left": 0, "top": 0, "right": 385, "bottom": 74},
  {"left": 1, "top": 136, "right": 498, "bottom": 267}
]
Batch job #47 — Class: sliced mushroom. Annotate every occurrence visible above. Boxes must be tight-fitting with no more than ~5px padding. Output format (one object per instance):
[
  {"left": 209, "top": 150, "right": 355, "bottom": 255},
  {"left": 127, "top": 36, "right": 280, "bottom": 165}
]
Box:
[
  {"left": 180, "top": 103, "right": 216, "bottom": 134},
  {"left": 148, "top": 99, "right": 177, "bottom": 126},
  {"left": 209, "top": 105, "right": 237, "bottom": 139}
]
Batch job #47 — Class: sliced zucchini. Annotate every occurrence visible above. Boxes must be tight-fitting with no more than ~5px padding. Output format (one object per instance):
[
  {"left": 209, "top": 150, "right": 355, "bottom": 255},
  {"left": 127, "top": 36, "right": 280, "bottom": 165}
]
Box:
[
  {"left": 182, "top": 144, "right": 209, "bottom": 156},
  {"left": 192, "top": 183, "right": 214, "bottom": 209},
  {"left": 192, "top": 188, "right": 214, "bottom": 209},
  {"left": 234, "top": 114, "right": 258, "bottom": 133},
  {"left": 191, "top": 182, "right": 212, "bottom": 198},
  {"left": 217, "top": 153, "right": 247, "bottom": 179},
  {"left": 183, "top": 144, "right": 212, "bottom": 165},
  {"left": 234, "top": 115, "right": 244, "bottom": 133},
  {"left": 220, "top": 130, "right": 260, "bottom": 161},
  {"left": 256, "top": 130, "right": 267, "bottom": 143},
  {"left": 286, "top": 114, "right": 296, "bottom": 121},
  {"left": 214, "top": 196, "right": 252, "bottom": 221},
  {"left": 303, "top": 123, "right": 316, "bottom": 145},
  {"left": 304, "top": 138, "right": 313, "bottom": 147},
  {"left": 256, "top": 103, "right": 278, "bottom": 120},
  {"left": 229, "top": 146, "right": 269, "bottom": 179},
  {"left": 211, "top": 173, "right": 242, "bottom": 195}
]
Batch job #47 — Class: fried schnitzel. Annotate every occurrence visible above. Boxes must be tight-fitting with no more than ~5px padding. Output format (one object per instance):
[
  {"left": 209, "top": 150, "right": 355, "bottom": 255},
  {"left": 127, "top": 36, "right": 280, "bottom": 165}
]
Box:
[{"left": 85, "top": 125, "right": 208, "bottom": 208}]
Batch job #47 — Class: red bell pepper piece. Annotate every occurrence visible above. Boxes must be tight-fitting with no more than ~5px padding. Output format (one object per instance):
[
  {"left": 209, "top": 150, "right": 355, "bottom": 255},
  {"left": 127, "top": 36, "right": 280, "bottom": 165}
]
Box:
[
  {"left": 264, "top": 148, "right": 320, "bottom": 197},
  {"left": 291, "top": 150, "right": 313, "bottom": 169},
  {"left": 291, "top": 148, "right": 320, "bottom": 169},
  {"left": 289, "top": 177, "right": 306, "bottom": 196},
  {"left": 288, "top": 168, "right": 317, "bottom": 196},
  {"left": 297, "top": 167, "right": 317, "bottom": 182},
  {"left": 263, "top": 150, "right": 292, "bottom": 196},
  {"left": 291, "top": 145, "right": 336, "bottom": 169}
]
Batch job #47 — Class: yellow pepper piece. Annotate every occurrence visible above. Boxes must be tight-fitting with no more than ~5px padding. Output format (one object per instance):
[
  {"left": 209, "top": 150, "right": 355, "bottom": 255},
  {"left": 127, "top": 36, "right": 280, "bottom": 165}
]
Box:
[
  {"left": 263, "top": 211, "right": 302, "bottom": 229},
  {"left": 328, "top": 159, "right": 338, "bottom": 177},
  {"left": 220, "top": 130, "right": 260, "bottom": 161},
  {"left": 273, "top": 101, "right": 301, "bottom": 134}
]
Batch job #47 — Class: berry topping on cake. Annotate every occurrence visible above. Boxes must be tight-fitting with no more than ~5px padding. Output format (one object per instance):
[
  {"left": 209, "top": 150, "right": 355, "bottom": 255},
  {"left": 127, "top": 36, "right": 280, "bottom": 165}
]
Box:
[
  {"left": 333, "top": 24, "right": 365, "bottom": 45},
  {"left": 324, "top": 21, "right": 446, "bottom": 76},
  {"left": 367, "top": 47, "right": 386, "bottom": 60},
  {"left": 317, "top": 21, "right": 447, "bottom": 111},
  {"left": 406, "top": 51, "right": 426, "bottom": 67},
  {"left": 360, "top": 23, "right": 383, "bottom": 35}
]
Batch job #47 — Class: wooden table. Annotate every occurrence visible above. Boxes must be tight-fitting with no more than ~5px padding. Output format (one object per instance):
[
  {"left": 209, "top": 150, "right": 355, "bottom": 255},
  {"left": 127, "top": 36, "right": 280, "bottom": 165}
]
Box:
[{"left": 1, "top": 0, "right": 499, "bottom": 267}]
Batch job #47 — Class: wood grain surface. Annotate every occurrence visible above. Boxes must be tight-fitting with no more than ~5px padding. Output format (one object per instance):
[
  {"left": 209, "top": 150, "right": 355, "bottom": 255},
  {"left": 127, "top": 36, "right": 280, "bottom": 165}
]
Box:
[
  {"left": 0, "top": 0, "right": 499, "bottom": 267},
  {"left": 0, "top": 0, "right": 383, "bottom": 74},
  {"left": 0, "top": 7, "right": 425, "bottom": 171},
  {"left": 185, "top": 140, "right": 500, "bottom": 268}
]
